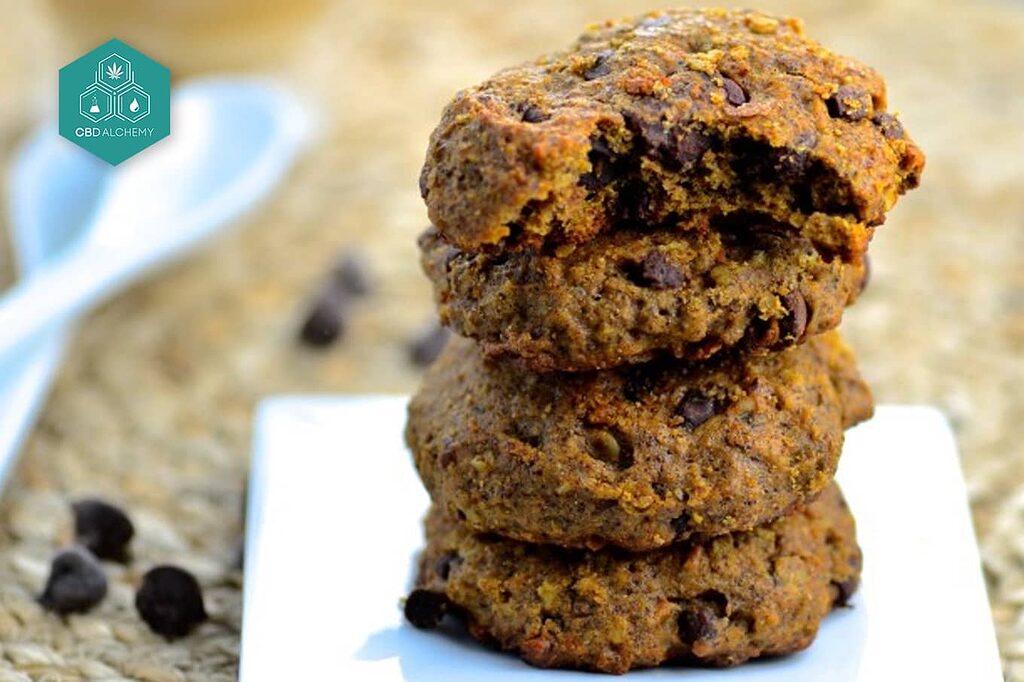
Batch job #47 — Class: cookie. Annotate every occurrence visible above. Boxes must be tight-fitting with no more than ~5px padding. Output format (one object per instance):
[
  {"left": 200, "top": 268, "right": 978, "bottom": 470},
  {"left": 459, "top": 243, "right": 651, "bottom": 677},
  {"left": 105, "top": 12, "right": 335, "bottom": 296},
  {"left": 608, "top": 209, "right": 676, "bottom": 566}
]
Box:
[
  {"left": 405, "top": 331, "right": 872, "bottom": 551},
  {"left": 419, "top": 8, "right": 923, "bottom": 258},
  {"left": 420, "top": 216, "right": 867, "bottom": 372},
  {"left": 408, "top": 483, "right": 860, "bottom": 674}
]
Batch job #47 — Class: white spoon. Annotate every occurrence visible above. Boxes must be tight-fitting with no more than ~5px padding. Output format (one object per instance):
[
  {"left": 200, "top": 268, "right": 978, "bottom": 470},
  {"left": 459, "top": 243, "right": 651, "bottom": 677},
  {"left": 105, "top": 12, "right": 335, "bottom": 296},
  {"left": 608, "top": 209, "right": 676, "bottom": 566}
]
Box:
[
  {"left": 0, "top": 78, "right": 310, "bottom": 365},
  {"left": 0, "top": 78, "right": 311, "bottom": 486}
]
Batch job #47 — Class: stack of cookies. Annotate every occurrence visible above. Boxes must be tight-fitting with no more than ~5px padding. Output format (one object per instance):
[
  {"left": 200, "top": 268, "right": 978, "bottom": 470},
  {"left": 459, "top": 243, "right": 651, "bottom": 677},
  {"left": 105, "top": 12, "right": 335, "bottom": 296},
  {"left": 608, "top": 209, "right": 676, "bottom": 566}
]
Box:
[{"left": 404, "top": 8, "right": 923, "bottom": 674}]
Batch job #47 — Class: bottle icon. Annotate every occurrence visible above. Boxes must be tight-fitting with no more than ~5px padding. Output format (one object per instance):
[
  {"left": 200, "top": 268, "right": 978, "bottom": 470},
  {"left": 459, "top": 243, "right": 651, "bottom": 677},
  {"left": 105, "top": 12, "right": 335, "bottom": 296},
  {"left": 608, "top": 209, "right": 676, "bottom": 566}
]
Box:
[
  {"left": 129, "top": 98, "right": 140, "bottom": 113},
  {"left": 89, "top": 96, "right": 100, "bottom": 114}
]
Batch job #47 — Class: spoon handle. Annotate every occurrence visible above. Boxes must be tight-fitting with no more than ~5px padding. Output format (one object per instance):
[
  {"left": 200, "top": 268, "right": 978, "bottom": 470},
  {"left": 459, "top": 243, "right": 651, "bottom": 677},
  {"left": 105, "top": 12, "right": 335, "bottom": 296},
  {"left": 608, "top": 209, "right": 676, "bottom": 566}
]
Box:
[{"left": 0, "top": 246, "right": 122, "bottom": 363}]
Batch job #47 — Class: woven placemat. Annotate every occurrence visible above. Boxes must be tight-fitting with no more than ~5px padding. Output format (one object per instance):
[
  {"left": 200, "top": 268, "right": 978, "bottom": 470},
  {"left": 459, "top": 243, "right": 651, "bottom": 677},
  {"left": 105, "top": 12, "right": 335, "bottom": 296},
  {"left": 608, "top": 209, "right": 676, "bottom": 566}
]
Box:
[{"left": 0, "top": 0, "right": 1021, "bottom": 679}]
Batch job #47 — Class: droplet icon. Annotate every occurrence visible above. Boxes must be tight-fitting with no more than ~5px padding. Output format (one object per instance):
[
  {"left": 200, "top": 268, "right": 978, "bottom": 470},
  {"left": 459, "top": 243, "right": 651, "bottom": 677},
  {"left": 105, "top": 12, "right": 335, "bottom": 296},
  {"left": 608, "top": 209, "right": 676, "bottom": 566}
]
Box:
[{"left": 129, "top": 98, "right": 140, "bottom": 113}]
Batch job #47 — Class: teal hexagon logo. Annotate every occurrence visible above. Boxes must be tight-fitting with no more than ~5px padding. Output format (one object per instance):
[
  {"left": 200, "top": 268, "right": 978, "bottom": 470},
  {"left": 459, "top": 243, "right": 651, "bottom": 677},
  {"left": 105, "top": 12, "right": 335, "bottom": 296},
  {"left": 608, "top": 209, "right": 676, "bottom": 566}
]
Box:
[{"left": 59, "top": 39, "right": 170, "bottom": 165}]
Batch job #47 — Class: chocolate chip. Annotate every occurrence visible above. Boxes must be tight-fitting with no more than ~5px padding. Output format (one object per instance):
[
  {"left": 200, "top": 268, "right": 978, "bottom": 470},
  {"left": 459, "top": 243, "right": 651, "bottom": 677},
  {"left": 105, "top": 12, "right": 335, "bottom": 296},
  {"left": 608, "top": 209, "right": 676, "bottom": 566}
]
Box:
[
  {"left": 72, "top": 498, "right": 134, "bottom": 563},
  {"left": 779, "top": 290, "right": 809, "bottom": 343},
  {"left": 408, "top": 324, "right": 451, "bottom": 367},
  {"left": 418, "top": 168, "right": 431, "bottom": 199},
  {"left": 670, "top": 512, "right": 691, "bottom": 537},
  {"left": 750, "top": 317, "right": 781, "bottom": 350},
  {"left": 628, "top": 116, "right": 711, "bottom": 169},
  {"left": 678, "top": 605, "right": 717, "bottom": 644},
  {"left": 871, "top": 111, "right": 904, "bottom": 140},
  {"left": 774, "top": 149, "right": 813, "bottom": 183},
  {"left": 679, "top": 391, "right": 716, "bottom": 428},
  {"left": 38, "top": 547, "right": 108, "bottom": 615},
  {"left": 579, "top": 138, "right": 616, "bottom": 191},
  {"left": 859, "top": 255, "right": 871, "bottom": 294},
  {"left": 583, "top": 50, "right": 613, "bottom": 80},
  {"left": 832, "top": 576, "right": 859, "bottom": 606},
  {"left": 333, "top": 252, "right": 372, "bottom": 297},
  {"left": 826, "top": 85, "right": 872, "bottom": 121},
  {"left": 673, "top": 129, "right": 712, "bottom": 168},
  {"left": 521, "top": 105, "right": 549, "bottom": 123},
  {"left": 622, "top": 367, "right": 659, "bottom": 403},
  {"left": 617, "top": 180, "right": 659, "bottom": 224},
  {"left": 634, "top": 251, "right": 684, "bottom": 290},
  {"left": 404, "top": 589, "right": 450, "bottom": 629},
  {"left": 722, "top": 77, "right": 747, "bottom": 105},
  {"left": 586, "top": 429, "right": 634, "bottom": 469},
  {"left": 135, "top": 566, "right": 208, "bottom": 639},
  {"left": 299, "top": 294, "right": 347, "bottom": 347},
  {"left": 434, "top": 552, "right": 461, "bottom": 581}
]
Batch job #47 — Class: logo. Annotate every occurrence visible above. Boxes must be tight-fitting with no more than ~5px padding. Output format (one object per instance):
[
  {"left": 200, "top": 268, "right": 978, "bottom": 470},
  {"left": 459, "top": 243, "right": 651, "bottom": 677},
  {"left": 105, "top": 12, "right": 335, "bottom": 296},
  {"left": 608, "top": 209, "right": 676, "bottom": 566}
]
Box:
[{"left": 59, "top": 39, "right": 170, "bottom": 165}]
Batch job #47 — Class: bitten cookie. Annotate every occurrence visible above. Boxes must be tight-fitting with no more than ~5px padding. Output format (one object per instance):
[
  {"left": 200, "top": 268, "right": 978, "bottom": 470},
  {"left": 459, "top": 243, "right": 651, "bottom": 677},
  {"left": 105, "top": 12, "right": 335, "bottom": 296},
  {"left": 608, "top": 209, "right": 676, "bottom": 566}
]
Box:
[
  {"left": 405, "top": 332, "right": 872, "bottom": 551},
  {"left": 407, "top": 483, "right": 861, "bottom": 674},
  {"left": 419, "top": 8, "right": 923, "bottom": 259},
  {"left": 420, "top": 216, "right": 867, "bottom": 372}
]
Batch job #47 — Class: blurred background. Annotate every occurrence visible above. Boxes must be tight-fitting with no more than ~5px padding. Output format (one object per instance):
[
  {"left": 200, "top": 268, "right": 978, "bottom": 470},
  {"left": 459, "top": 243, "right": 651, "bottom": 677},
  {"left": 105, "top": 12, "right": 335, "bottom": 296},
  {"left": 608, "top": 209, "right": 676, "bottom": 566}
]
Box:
[{"left": 0, "top": 0, "right": 1020, "bottom": 679}]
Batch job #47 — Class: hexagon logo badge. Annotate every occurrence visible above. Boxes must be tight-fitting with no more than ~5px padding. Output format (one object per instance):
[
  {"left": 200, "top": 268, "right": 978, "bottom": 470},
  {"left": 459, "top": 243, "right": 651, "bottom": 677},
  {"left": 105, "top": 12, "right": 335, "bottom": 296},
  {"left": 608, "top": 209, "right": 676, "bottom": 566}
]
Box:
[{"left": 59, "top": 39, "right": 170, "bottom": 165}]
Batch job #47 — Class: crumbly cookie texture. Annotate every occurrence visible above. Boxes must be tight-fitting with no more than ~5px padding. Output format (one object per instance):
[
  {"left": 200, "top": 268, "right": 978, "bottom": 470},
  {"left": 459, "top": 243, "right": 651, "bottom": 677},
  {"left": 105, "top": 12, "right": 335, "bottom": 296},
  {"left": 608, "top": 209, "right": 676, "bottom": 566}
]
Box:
[
  {"left": 419, "top": 8, "right": 923, "bottom": 258},
  {"left": 420, "top": 216, "right": 866, "bottom": 372},
  {"left": 412, "top": 483, "right": 861, "bottom": 674},
  {"left": 405, "top": 332, "right": 872, "bottom": 551}
]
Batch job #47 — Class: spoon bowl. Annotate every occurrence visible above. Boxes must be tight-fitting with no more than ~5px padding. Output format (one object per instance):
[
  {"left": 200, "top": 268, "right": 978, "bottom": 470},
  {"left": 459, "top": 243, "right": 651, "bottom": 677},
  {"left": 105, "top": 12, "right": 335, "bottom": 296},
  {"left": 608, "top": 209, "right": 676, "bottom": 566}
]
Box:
[
  {"left": 0, "top": 78, "right": 311, "bottom": 365},
  {"left": 0, "top": 77, "right": 311, "bottom": 487}
]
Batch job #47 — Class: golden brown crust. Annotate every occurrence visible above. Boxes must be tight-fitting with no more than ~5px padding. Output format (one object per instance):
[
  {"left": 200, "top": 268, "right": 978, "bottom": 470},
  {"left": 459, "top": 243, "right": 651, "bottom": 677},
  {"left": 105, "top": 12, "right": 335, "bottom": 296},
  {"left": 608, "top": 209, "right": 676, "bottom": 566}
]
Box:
[
  {"left": 405, "top": 332, "right": 873, "bottom": 551},
  {"left": 420, "top": 218, "right": 866, "bottom": 372},
  {"left": 413, "top": 484, "right": 861, "bottom": 674},
  {"left": 420, "top": 8, "right": 923, "bottom": 257}
]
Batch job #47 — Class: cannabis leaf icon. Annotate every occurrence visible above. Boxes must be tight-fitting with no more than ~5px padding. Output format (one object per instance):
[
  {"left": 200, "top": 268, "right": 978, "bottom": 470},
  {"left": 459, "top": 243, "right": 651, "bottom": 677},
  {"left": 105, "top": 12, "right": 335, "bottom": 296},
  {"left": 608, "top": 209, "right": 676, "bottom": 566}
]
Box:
[{"left": 106, "top": 63, "right": 124, "bottom": 80}]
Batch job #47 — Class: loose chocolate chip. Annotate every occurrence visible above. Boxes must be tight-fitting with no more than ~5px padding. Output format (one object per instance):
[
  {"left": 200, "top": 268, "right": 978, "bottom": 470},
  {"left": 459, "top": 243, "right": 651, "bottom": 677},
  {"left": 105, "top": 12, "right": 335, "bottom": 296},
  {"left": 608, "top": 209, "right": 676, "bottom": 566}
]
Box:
[
  {"left": 333, "top": 252, "right": 372, "bottom": 297},
  {"left": 678, "top": 605, "right": 717, "bottom": 644},
  {"left": 72, "top": 498, "right": 134, "bottom": 563},
  {"left": 722, "top": 77, "right": 748, "bottom": 105},
  {"left": 135, "top": 566, "right": 208, "bottom": 639},
  {"left": 832, "top": 577, "right": 859, "bottom": 606},
  {"left": 404, "top": 589, "right": 450, "bottom": 629},
  {"left": 434, "top": 552, "right": 461, "bottom": 581},
  {"left": 679, "top": 391, "right": 716, "bottom": 428},
  {"left": 871, "top": 111, "right": 905, "bottom": 140},
  {"left": 826, "top": 85, "right": 872, "bottom": 121},
  {"left": 583, "top": 50, "right": 613, "bottom": 80},
  {"left": 639, "top": 251, "right": 685, "bottom": 289},
  {"left": 408, "top": 324, "right": 451, "bottom": 367},
  {"left": 586, "top": 429, "right": 634, "bottom": 469},
  {"left": 779, "top": 290, "right": 809, "bottom": 343},
  {"left": 299, "top": 293, "right": 347, "bottom": 347},
  {"left": 521, "top": 105, "right": 549, "bottom": 123},
  {"left": 38, "top": 547, "right": 108, "bottom": 615}
]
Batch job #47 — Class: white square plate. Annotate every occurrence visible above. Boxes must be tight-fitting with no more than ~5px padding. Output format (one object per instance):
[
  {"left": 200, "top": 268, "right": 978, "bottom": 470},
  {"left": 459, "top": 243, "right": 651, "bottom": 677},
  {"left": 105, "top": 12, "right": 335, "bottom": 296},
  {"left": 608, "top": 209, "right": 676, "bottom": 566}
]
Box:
[{"left": 240, "top": 398, "right": 1001, "bottom": 681}]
